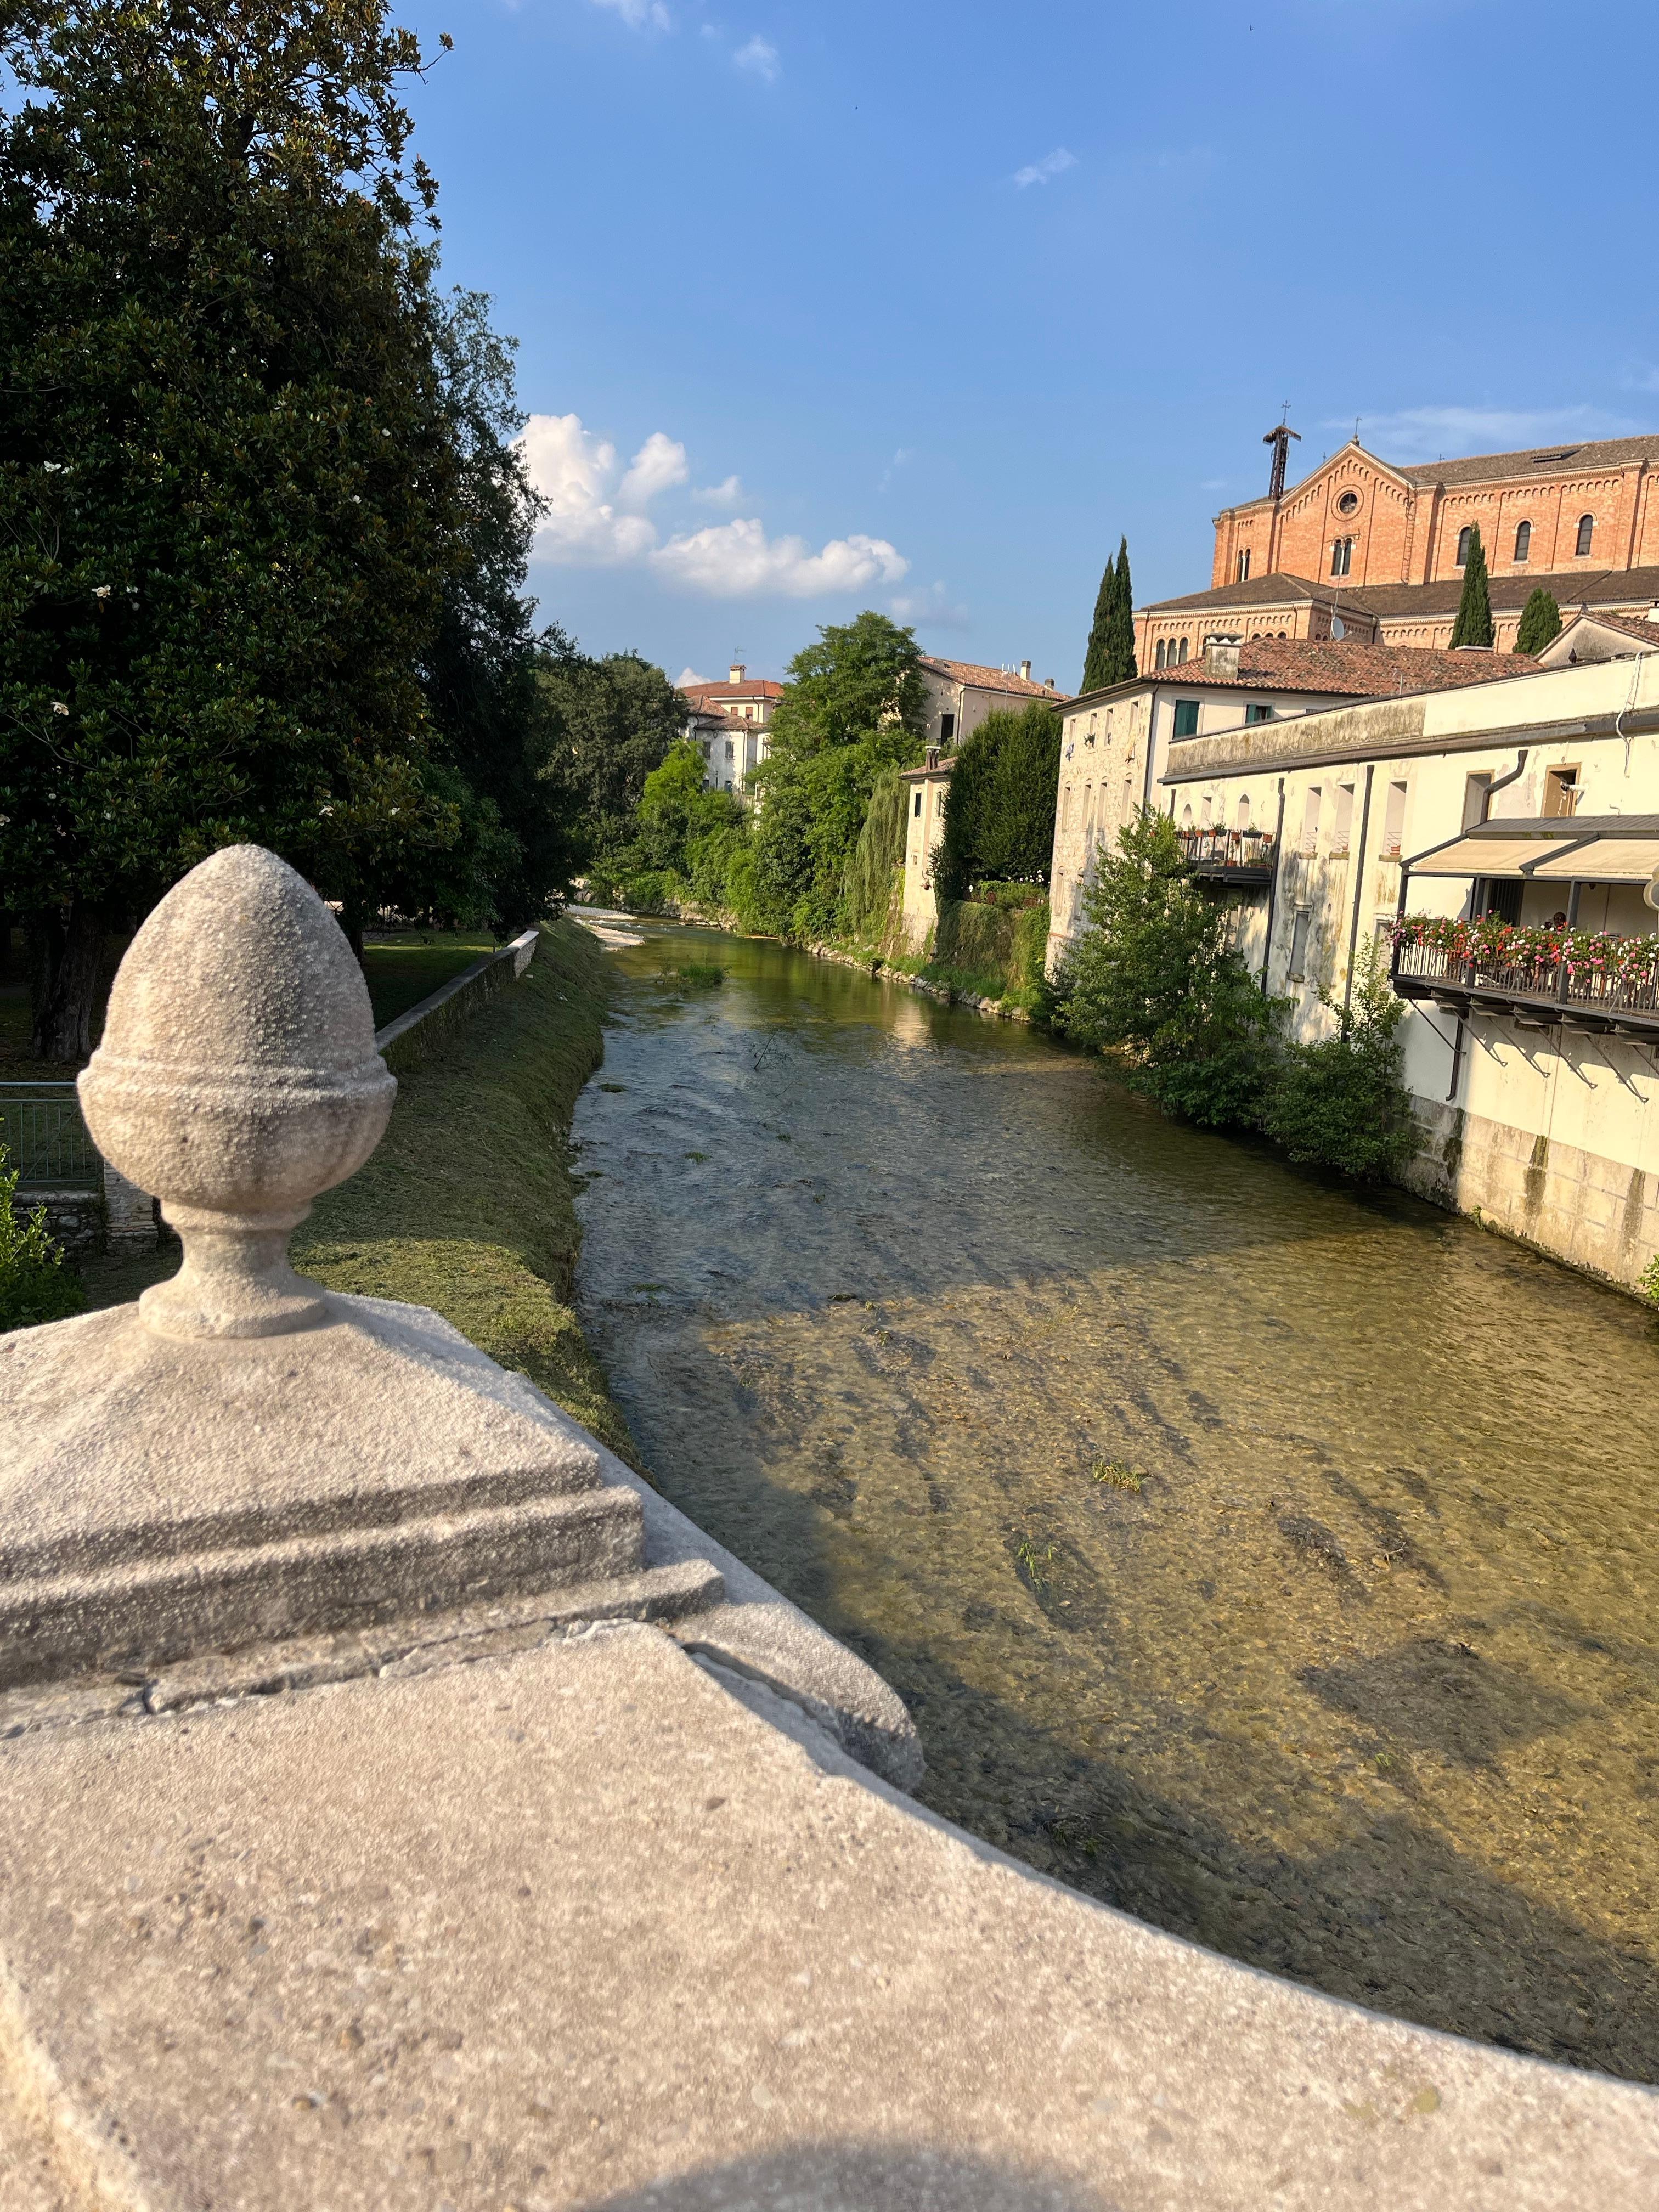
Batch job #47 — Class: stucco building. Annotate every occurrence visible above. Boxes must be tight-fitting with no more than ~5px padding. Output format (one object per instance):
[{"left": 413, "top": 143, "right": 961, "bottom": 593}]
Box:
[
  {"left": 1139, "top": 432, "right": 1659, "bottom": 665},
  {"left": 917, "top": 655, "right": 1066, "bottom": 752},
  {"left": 684, "top": 662, "right": 783, "bottom": 795},
  {"left": 1046, "top": 635, "right": 1534, "bottom": 963},
  {"left": 1135, "top": 652, "right": 1659, "bottom": 1294}
]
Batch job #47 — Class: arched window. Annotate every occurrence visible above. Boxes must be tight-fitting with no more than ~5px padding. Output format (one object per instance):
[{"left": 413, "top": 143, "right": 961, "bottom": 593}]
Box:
[
  {"left": 1155, "top": 639, "right": 1167, "bottom": 670},
  {"left": 1177, "top": 636, "right": 1189, "bottom": 663},
  {"left": 1514, "top": 520, "right": 1531, "bottom": 563},
  {"left": 1455, "top": 526, "right": 1472, "bottom": 567},
  {"left": 1576, "top": 512, "right": 1595, "bottom": 556},
  {"left": 1235, "top": 795, "right": 1251, "bottom": 830},
  {"left": 1181, "top": 803, "right": 1194, "bottom": 828}
]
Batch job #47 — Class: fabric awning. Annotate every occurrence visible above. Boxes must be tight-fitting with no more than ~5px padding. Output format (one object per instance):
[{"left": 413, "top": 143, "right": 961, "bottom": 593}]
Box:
[{"left": 1403, "top": 815, "right": 1659, "bottom": 882}]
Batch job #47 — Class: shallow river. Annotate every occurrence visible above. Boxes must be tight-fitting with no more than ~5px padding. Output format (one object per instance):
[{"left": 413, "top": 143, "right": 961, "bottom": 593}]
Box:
[{"left": 571, "top": 918, "right": 1659, "bottom": 2081}]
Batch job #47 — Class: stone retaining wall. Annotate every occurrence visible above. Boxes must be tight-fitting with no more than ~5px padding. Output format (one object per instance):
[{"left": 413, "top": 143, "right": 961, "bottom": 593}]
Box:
[{"left": 374, "top": 926, "right": 540, "bottom": 1074}]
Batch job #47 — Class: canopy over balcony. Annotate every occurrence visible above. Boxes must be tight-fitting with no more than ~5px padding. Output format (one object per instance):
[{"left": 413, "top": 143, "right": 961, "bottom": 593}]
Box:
[{"left": 1402, "top": 814, "right": 1659, "bottom": 886}]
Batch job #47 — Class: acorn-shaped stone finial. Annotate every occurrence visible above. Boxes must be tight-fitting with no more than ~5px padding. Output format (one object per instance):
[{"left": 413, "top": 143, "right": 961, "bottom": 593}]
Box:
[{"left": 79, "top": 847, "right": 396, "bottom": 1339}]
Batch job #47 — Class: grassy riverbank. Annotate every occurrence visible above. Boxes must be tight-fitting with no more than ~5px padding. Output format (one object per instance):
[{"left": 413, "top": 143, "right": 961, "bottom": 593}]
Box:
[{"left": 78, "top": 915, "right": 636, "bottom": 1463}]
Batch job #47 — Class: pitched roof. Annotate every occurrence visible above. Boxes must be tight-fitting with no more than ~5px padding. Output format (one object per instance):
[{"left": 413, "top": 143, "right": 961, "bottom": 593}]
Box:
[
  {"left": 1544, "top": 607, "right": 1659, "bottom": 650},
  {"left": 1393, "top": 434, "right": 1659, "bottom": 489},
  {"left": 919, "top": 656, "right": 1069, "bottom": 699},
  {"left": 1142, "top": 564, "right": 1659, "bottom": 623},
  {"left": 1122, "top": 636, "right": 1538, "bottom": 700},
  {"left": 1144, "top": 571, "right": 1341, "bottom": 614},
  {"left": 681, "top": 678, "right": 783, "bottom": 704}
]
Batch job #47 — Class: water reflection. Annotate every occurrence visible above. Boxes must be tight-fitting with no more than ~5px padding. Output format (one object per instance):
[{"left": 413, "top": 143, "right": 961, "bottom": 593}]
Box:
[{"left": 572, "top": 921, "right": 1659, "bottom": 2081}]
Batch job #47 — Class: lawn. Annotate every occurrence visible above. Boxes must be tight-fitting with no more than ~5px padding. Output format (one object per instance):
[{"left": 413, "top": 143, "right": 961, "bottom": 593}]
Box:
[{"left": 360, "top": 930, "right": 501, "bottom": 1029}]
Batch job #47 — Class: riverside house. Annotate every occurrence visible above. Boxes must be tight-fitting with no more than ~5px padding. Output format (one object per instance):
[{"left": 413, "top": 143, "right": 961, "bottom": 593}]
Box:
[
  {"left": 1137, "top": 651, "right": 1659, "bottom": 1293},
  {"left": 1046, "top": 635, "right": 1535, "bottom": 971}
]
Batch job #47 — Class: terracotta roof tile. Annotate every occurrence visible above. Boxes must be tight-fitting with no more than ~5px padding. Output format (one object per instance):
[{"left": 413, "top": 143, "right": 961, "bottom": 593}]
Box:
[
  {"left": 1128, "top": 636, "right": 1538, "bottom": 698},
  {"left": 681, "top": 678, "right": 783, "bottom": 703},
  {"left": 919, "top": 656, "right": 1069, "bottom": 699},
  {"left": 1392, "top": 435, "right": 1659, "bottom": 489}
]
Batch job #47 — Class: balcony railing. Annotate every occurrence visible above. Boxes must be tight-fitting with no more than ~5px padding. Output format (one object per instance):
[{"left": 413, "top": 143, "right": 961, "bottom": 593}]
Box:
[
  {"left": 1391, "top": 924, "right": 1659, "bottom": 1035},
  {"left": 0, "top": 1083, "right": 104, "bottom": 1191},
  {"left": 1175, "top": 827, "right": 1277, "bottom": 882}
]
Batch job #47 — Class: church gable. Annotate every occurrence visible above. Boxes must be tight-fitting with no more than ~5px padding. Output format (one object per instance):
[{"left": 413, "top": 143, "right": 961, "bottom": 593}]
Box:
[{"left": 1271, "top": 443, "right": 1415, "bottom": 588}]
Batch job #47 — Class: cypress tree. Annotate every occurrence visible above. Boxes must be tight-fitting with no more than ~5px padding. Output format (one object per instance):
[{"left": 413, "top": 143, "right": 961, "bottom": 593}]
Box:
[
  {"left": 1080, "top": 535, "right": 1137, "bottom": 691},
  {"left": 1110, "top": 537, "right": 1137, "bottom": 681},
  {"left": 1449, "top": 526, "right": 1494, "bottom": 648},
  {"left": 1515, "top": 586, "right": 1562, "bottom": 656}
]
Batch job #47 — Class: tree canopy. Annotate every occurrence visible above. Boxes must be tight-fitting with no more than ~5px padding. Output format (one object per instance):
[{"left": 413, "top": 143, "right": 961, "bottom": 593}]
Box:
[
  {"left": 933, "top": 703, "right": 1062, "bottom": 900},
  {"left": 1449, "top": 527, "right": 1494, "bottom": 650},
  {"left": 1515, "top": 586, "right": 1562, "bottom": 657},
  {"left": 534, "top": 637, "right": 691, "bottom": 866},
  {"left": 751, "top": 611, "right": 925, "bottom": 939},
  {"left": 0, "top": 0, "right": 568, "bottom": 1054},
  {"left": 1080, "top": 537, "right": 1136, "bottom": 691}
]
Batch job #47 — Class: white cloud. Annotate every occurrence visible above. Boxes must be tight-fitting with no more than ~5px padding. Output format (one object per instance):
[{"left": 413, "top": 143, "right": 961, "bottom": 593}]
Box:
[
  {"left": 695, "top": 473, "right": 746, "bottom": 506},
  {"left": 652, "top": 517, "right": 907, "bottom": 598},
  {"left": 878, "top": 447, "right": 913, "bottom": 493},
  {"left": 677, "top": 666, "right": 713, "bottom": 688},
  {"left": 618, "top": 430, "right": 689, "bottom": 509},
  {"left": 1013, "top": 146, "right": 1076, "bottom": 189},
  {"left": 733, "top": 34, "right": 779, "bottom": 79},
  {"left": 521, "top": 413, "right": 910, "bottom": 599},
  {"left": 591, "top": 0, "right": 672, "bottom": 29},
  {"left": 1336, "top": 404, "right": 1637, "bottom": 464},
  {"left": 518, "top": 413, "right": 658, "bottom": 565}
]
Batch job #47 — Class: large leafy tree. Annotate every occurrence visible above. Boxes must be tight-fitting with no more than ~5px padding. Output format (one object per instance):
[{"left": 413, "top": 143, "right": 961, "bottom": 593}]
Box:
[
  {"left": 0, "top": 0, "right": 510, "bottom": 1056},
  {"left": 933, "top": 703, "right": 1062, "bottom": 900},
  {"left": 535, "top": 637, "right": 689, "bottom": 867},
  {"left": 1080, "top": 535, "right": 1136, "bottom": 692},
  {"left": 751, "top": 611, "right": 925, "bottom": 940},
  {"left": 1449, "top": 526, "right": 1495, "bottom": 650}
]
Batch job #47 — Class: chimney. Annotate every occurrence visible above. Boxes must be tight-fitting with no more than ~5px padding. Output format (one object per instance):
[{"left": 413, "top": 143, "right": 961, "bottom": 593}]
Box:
[
  {"left": 1203, "top": 633, "right": 1242, "bottom": 681},
  {"left": 1019, "top": 658, "right": 1032, "bottom": 681},
  {"left": 729, "top": 662, "right": 746, "bottom": 683}
]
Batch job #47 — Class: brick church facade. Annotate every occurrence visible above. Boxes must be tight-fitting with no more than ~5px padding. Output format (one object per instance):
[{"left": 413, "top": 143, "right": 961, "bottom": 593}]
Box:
[{"left": 1138, "top": 432, "right": 1659, "bottom": 665}]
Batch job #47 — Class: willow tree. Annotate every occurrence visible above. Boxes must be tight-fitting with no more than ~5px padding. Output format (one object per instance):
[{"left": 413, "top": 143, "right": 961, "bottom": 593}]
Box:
[{"left": 0, "top": 0, "right": 492, "bottom": 1056}]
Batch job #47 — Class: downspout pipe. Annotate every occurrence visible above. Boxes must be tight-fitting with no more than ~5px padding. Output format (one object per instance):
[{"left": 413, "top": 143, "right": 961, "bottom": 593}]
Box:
[
  {"left": 1481, "top": 748, "right": 1528, "bottom": 823},
  {"left": 1342, "top": 763, "right": 1376, "bottom": 1016},
  {"left": 1260, "top": 777, "right": 1287, "bottom": 993}
]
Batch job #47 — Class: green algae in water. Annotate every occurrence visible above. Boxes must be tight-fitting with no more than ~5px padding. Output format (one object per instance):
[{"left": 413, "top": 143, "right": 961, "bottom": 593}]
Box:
[{"left": 574, "top": 918, "right": 1659, "bottom": 2085}]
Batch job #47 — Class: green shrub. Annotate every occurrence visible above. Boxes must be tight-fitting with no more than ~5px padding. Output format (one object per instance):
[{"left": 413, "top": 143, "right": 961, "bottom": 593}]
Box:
[
  {"left": 1639, "top": 1254, "right": 1659, "bottom": 1306},
  {"left": 0, "top": 1147, "right": 87, "bottom": 1332},
  {"left": 1260, "top": 939, "right": 1420, "bottom": 1180},
  {"left": 1055, "top": 810, "right": 1277, "bottom": 1127},
  {"left": 841, "top": 768, "right": 908, "bottom": 946}
]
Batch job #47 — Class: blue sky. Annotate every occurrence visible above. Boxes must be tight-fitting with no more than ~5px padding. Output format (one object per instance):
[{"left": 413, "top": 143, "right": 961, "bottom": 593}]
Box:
[{"left": 400, "top": 0, "right": 1659, "bottom": 690}]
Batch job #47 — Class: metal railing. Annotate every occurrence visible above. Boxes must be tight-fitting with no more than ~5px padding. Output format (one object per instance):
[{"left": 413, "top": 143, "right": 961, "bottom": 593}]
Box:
[
  {"left": 1176, "top": 827, "right": 1278, "bottom": 872},
  {"left": 0, "top": 1083, "right": 104, "bottom": 1190},
  {"left": 1392, "top": 939, "right": 1659, "bottom": 1022}
]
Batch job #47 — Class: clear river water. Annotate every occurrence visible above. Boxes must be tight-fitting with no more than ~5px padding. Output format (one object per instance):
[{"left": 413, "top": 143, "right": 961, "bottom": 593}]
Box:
[{"left": 570, "top": 917, "right": 1659, "bottom": 2083}]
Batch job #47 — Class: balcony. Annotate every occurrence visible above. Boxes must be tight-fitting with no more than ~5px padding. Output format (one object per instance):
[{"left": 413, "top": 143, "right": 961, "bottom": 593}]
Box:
[
  {"left": 1391, "top": 923, "right": 1659, "bottom": 1038},
  {"left": 1175, "top": 827, "right": 1277, "bottom": 885}
]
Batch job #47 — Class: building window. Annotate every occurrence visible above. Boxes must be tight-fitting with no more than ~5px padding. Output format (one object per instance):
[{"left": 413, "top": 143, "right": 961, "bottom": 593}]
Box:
[
  {"left": 1235, "top": 794, "right": 1251, "bottom": 829},
  {"left": 1177, "top": 637, "right": 1190, "bottom": 662},
  {"left": 1332, "top": 783, "right": 1355, "bottom": 855},
  {"left": 1244, "top": 703, "right": 1273, "bottom": 724},
  {"left": 1544, "top": 764, "right": 1581, "bottom": 818},
  {"left": 1300, "top": 787, "right": 1322, "bottom": 855},
  {"left": 940, "top": 712, "right": 956, "bottom": 744},
  {"left": 1455, "top": 526, "right": 1472, "bottom": 567},
  {"left": 1382, "top": 780, "right": 1408, "bottom": 857},
  {"left": 1289, "top": 908, "right": 1313, "bottom": 981},
  {"left": 1462, "top": 771, "right": 1492, "bottom": 830},
  {"left": 1199, "top": 795, "right": 1213, "bottom": 828},
  {"left": 1576, "top": 512, "right": 1595, "bottom": 556},
  {"left": 1172, "top": 699, "right": 1200, "bottom": 738},
  {"left": 1237, "top": 549, "right": 1251, "bottom": 582},
  {"left": 724, "top": 740, "right": 734, "bottom": 761},
  {"left": 1155, "top": 639, "right": 1167, "bottom": 670},
  {"left": 1336, "top": 490, "right": 1359, "bottom": 516},
  {"left": 913, "top": 790, "right": 923, "bottom": 818},
  {"left": 1513, "top": 520, "right": 1531, "bottom": 563},
  {"left": 1330, "top": 537, "right": 1354, "bottom": 577}
]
